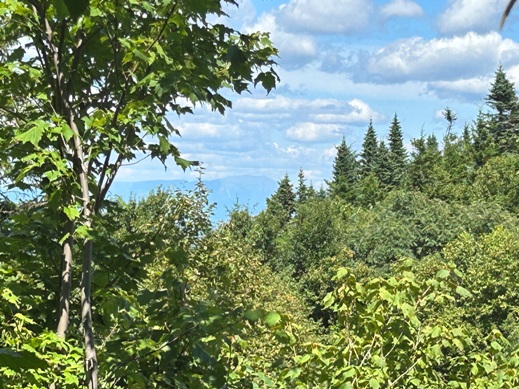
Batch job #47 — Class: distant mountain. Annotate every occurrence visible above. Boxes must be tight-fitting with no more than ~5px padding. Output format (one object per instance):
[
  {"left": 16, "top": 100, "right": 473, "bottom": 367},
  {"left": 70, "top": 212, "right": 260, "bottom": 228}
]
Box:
[{"left": 109, "top": 175, "right": 278, "bottom": 224}]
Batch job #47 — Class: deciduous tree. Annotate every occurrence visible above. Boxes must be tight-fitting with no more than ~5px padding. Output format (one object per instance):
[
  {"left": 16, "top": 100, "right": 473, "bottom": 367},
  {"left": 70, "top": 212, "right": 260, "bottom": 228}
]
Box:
[{"left": 0, "top": 0, "right": 278, "bottom": 386}]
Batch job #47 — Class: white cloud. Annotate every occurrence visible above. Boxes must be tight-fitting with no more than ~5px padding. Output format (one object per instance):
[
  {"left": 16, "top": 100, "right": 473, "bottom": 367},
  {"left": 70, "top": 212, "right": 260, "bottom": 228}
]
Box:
[
  {"left": 381, "top": 0, "right": 424, "bottom": 19},
  {"left": 277, "top": 0, "right": 374, "bottom": 35},
  {"left": 226, "top": 0, "right": 256, "bottom": 26},
  {"left": 358, "top": 32, "right": 519, "bottom": 83},
  {"left": 247, "top": 13, "right": 317, "bottom": 68},
  {"left": 429, "top": 76, "right": 492, "bottom": 97},
  {"left": 437, "top": 0, "right": 508, "bottom": 34},
  {"left": 285, "top": 122, "right": 342, "bottom": 142},
  {"left": 503, "top": 64, "right": 519, "bottom": 89},
  {"left": 235, "top": 95, "right": 300, "bottom": 111},
  {"left": 273, "top": 142, "right": 316, "bottom": 157},
  {"left": 235, "top": 95, "right": 383, "bottom": 126},
  {"left": 311, "top": 98, "right": 385, "bottom": 124},
  {"left": 322, "top": 146, "right": 338, "bottom": 160},
  {"left": 178, "top": 122, "right": 243, "bottom": 139}
]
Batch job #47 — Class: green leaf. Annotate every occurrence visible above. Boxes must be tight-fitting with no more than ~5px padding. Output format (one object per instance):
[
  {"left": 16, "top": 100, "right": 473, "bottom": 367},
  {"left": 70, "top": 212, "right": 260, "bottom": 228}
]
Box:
[
  {"left": 491, "top": 341, "right": 503, "bottom": 352},
  {"left": 342, "top": 367, "right": 356, "bottom": 378},
  {"left": 64, "top": 205, "right": 80, "bottom": 221},
  {"left": 94, "top": 270, "right": 109, "bottom": 288},
  {"left": 63, "top": 0, "right": 89, "bottom": 19},
  {"left": 258, "top": 71, "right": 278, "bottom": 94},
  {"left": 52, "top": 0, "right": 69, "bottom": 19},
  {"left": 401, "top": 302, "right": 415, "bottom": 318},
  {"left": 453, "top": 338, "right": 464, "bottom": 351},
  {"left": 174, "top": 156, "right": 199, "bottom": 171},
  {"left": 8, "top": 47, "right": 25, "bottom": 62},
  {"left": 0, "top": 348, "right": 48, "bottom": 371},
  {"left": 244, "top": 309, "right": 262, "bottom": 322},
  {"left": 298, "top": 354, "right": 311, "bottom": 365},
  {"left": 379, "top": 288, "right": 393, "bottom": 302},
  {"left": 323, "top": 292, "right": 335, "bottom": 309},
  {"left": 16, "top": 122, "right": 47, "bottom": 146},
  {"left": 263, "top": 311, "right": 281, "bottom": 328},
  {"left": 436, "top": 269, "right": 450, "bottom": 279},
  {"left": 455, "top": 286, "right": 472, "bottom": 298},
  {"left": 158, "top": 135, "right": 170, "bottom": 154},
  {"left": 431, "top": 344, "right": 443, "bottom": 358},
  {"left": 225, "top": 45, "right": 246, "bottom": 67},
  {"left": 431, "top": 326, "right": 442, "bottom": 338},
  {"left": 336, "top": 267, "right": 349, "bottom": 279},
  {"left": 133, "top": 49, "right": 149, "bottom": 63},
  {"left": 58, "top": 232, "right": 71, "bottom": 245},
  {"left": 59, "top": 123, "right": 74, "bottom": 141}
]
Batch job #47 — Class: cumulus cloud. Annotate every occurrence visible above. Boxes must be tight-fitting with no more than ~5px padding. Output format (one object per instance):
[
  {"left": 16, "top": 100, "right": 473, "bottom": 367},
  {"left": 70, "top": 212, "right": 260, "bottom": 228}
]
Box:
[
  {"left": 235, "top": 95, "right": 384, "bottom": 126},
  {"left": 311, "top": 98, "right": 385, "bottom": 124},
  {"left": 277, "top": 0, "right": 374, "bottom": 35},
  {"left": 381, "top": 0, "right": 424, "bottom": 19},
  {"left": 428, "top": 76, "right": 492, "bottom": 100},
  {"left": 285, "top": 122, "right": 343, "bottom": 142},
  {"left": 247, "top": 13, "right": 317, "bottom": 68},
  {"left": 348, "top": 32, "right": 519, "bottom": 84},
  {"left": 437, "top": 0, "right": 508, "bottom": 34}
]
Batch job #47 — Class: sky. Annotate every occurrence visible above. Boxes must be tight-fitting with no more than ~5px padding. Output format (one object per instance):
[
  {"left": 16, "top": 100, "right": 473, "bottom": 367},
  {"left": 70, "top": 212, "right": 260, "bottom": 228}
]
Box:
[{"left": 118, "top": 0, "right": 519, "bottom": 188}]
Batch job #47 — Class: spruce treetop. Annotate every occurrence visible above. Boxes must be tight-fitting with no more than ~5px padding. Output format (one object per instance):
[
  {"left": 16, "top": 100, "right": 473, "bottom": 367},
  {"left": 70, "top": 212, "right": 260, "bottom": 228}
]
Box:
[{"left": 360, "top": 120, "right": 378, "bottom": 176}]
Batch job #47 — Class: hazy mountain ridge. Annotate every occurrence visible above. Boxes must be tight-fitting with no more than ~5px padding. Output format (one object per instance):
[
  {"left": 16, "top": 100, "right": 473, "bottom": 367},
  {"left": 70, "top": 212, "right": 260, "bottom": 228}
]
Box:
[{"left": 109, "top": 175, "right": 278, "bottom": 223}]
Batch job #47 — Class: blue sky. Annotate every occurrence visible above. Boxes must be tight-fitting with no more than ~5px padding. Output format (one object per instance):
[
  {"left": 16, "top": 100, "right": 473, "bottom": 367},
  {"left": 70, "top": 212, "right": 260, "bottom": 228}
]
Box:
[{"left": 118, "top": 0, "right": 519, "bottom": 188}]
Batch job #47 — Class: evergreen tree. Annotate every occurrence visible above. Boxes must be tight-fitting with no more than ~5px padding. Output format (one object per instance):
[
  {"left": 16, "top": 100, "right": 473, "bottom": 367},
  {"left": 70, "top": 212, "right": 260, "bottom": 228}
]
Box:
[
  {"left": 374, "top": 140, "right": 392, "bottom": 187},
  {"left": 408, "top": 134, "right": 443, "bottom": 194},
  {"left": 472, "top": 110, "right": 498, "bottom": 167},
  {"left": 486, "top": 65, "right": 517, "bottom": 118},
  {"left": 267, "top": 173, "right": 296, "bottom": 224},
  {"left": 360, "top": 120, "right": 378, "bottom": 177},
  {"left": 356, "top": 172, "right": 383, "bottom": 207},
  {"left": 462, "top": 123, "right": 472, "bottom": 150},
  {"left": 485, "top": 65, "right": 519, "bottom": 153},
  {"left": 307, "top": 183, "right": 317, "bottom": 199},
  {"left": 317, "top": 184, "right": 327, "bottom": 199},
  {"left": 442, "top": 107, "right": 457, "bottom": 134},
  {"left": 328, "top": 137, "right": 359, "bottom": 201},
  {"left": 388, "top": 114, "right": 407, "bottom": 186},
  {"left": 296, "top": 167, "right": 309, "bottom": 203}
]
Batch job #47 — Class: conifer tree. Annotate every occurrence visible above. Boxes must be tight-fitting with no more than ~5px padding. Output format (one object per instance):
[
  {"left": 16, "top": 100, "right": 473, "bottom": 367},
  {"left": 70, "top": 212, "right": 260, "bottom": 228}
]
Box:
[
  {"left": 443, "top": 107, "right": 458, "bottom": 134},
  {"left": 388, "top": 114, "right": 407, "bottom": 186},
  {"left": 328, "top": 137, "right": 359, "bottom": 201},
  {"left": 408, "top": 134, "right": 442, "bottom": 193},
  {"left": 485, "top": 65, "right": 519, "bottom": 153},
  {"left": 296, "top": 167, "right": 309, "bottom": 203},
  {"left": 360, "top": 120, "right": 378, "bottom": 177},
  {"left": 317, "top": 184, "right": 327, "bottom": 199},
  {"left": 374, "top": 140, "right": 392, "bottom": 187},
  {"left": 267, "top": 173, "right": 296, "bottom": 224},
  {"left": 472, "top": 110, "right": 498, "bottom": 167}
]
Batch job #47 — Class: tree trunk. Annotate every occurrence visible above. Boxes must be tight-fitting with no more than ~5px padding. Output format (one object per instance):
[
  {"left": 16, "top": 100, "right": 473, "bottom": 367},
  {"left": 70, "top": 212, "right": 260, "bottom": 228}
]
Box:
[
  {"left": 56, "top": 219, "right": 74, "bottom": 338},
  {"left": 81, "top": 237, "right": 98, "bottom": 389},
  {"left": 71, "top": 115, "right": 99, "bottom": 388}
]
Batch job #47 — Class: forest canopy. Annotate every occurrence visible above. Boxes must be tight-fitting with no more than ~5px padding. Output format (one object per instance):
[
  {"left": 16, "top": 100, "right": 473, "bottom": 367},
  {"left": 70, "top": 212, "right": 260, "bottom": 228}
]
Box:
[{"left": 1, "top": 0, "right": 519, "bottom": 388}]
